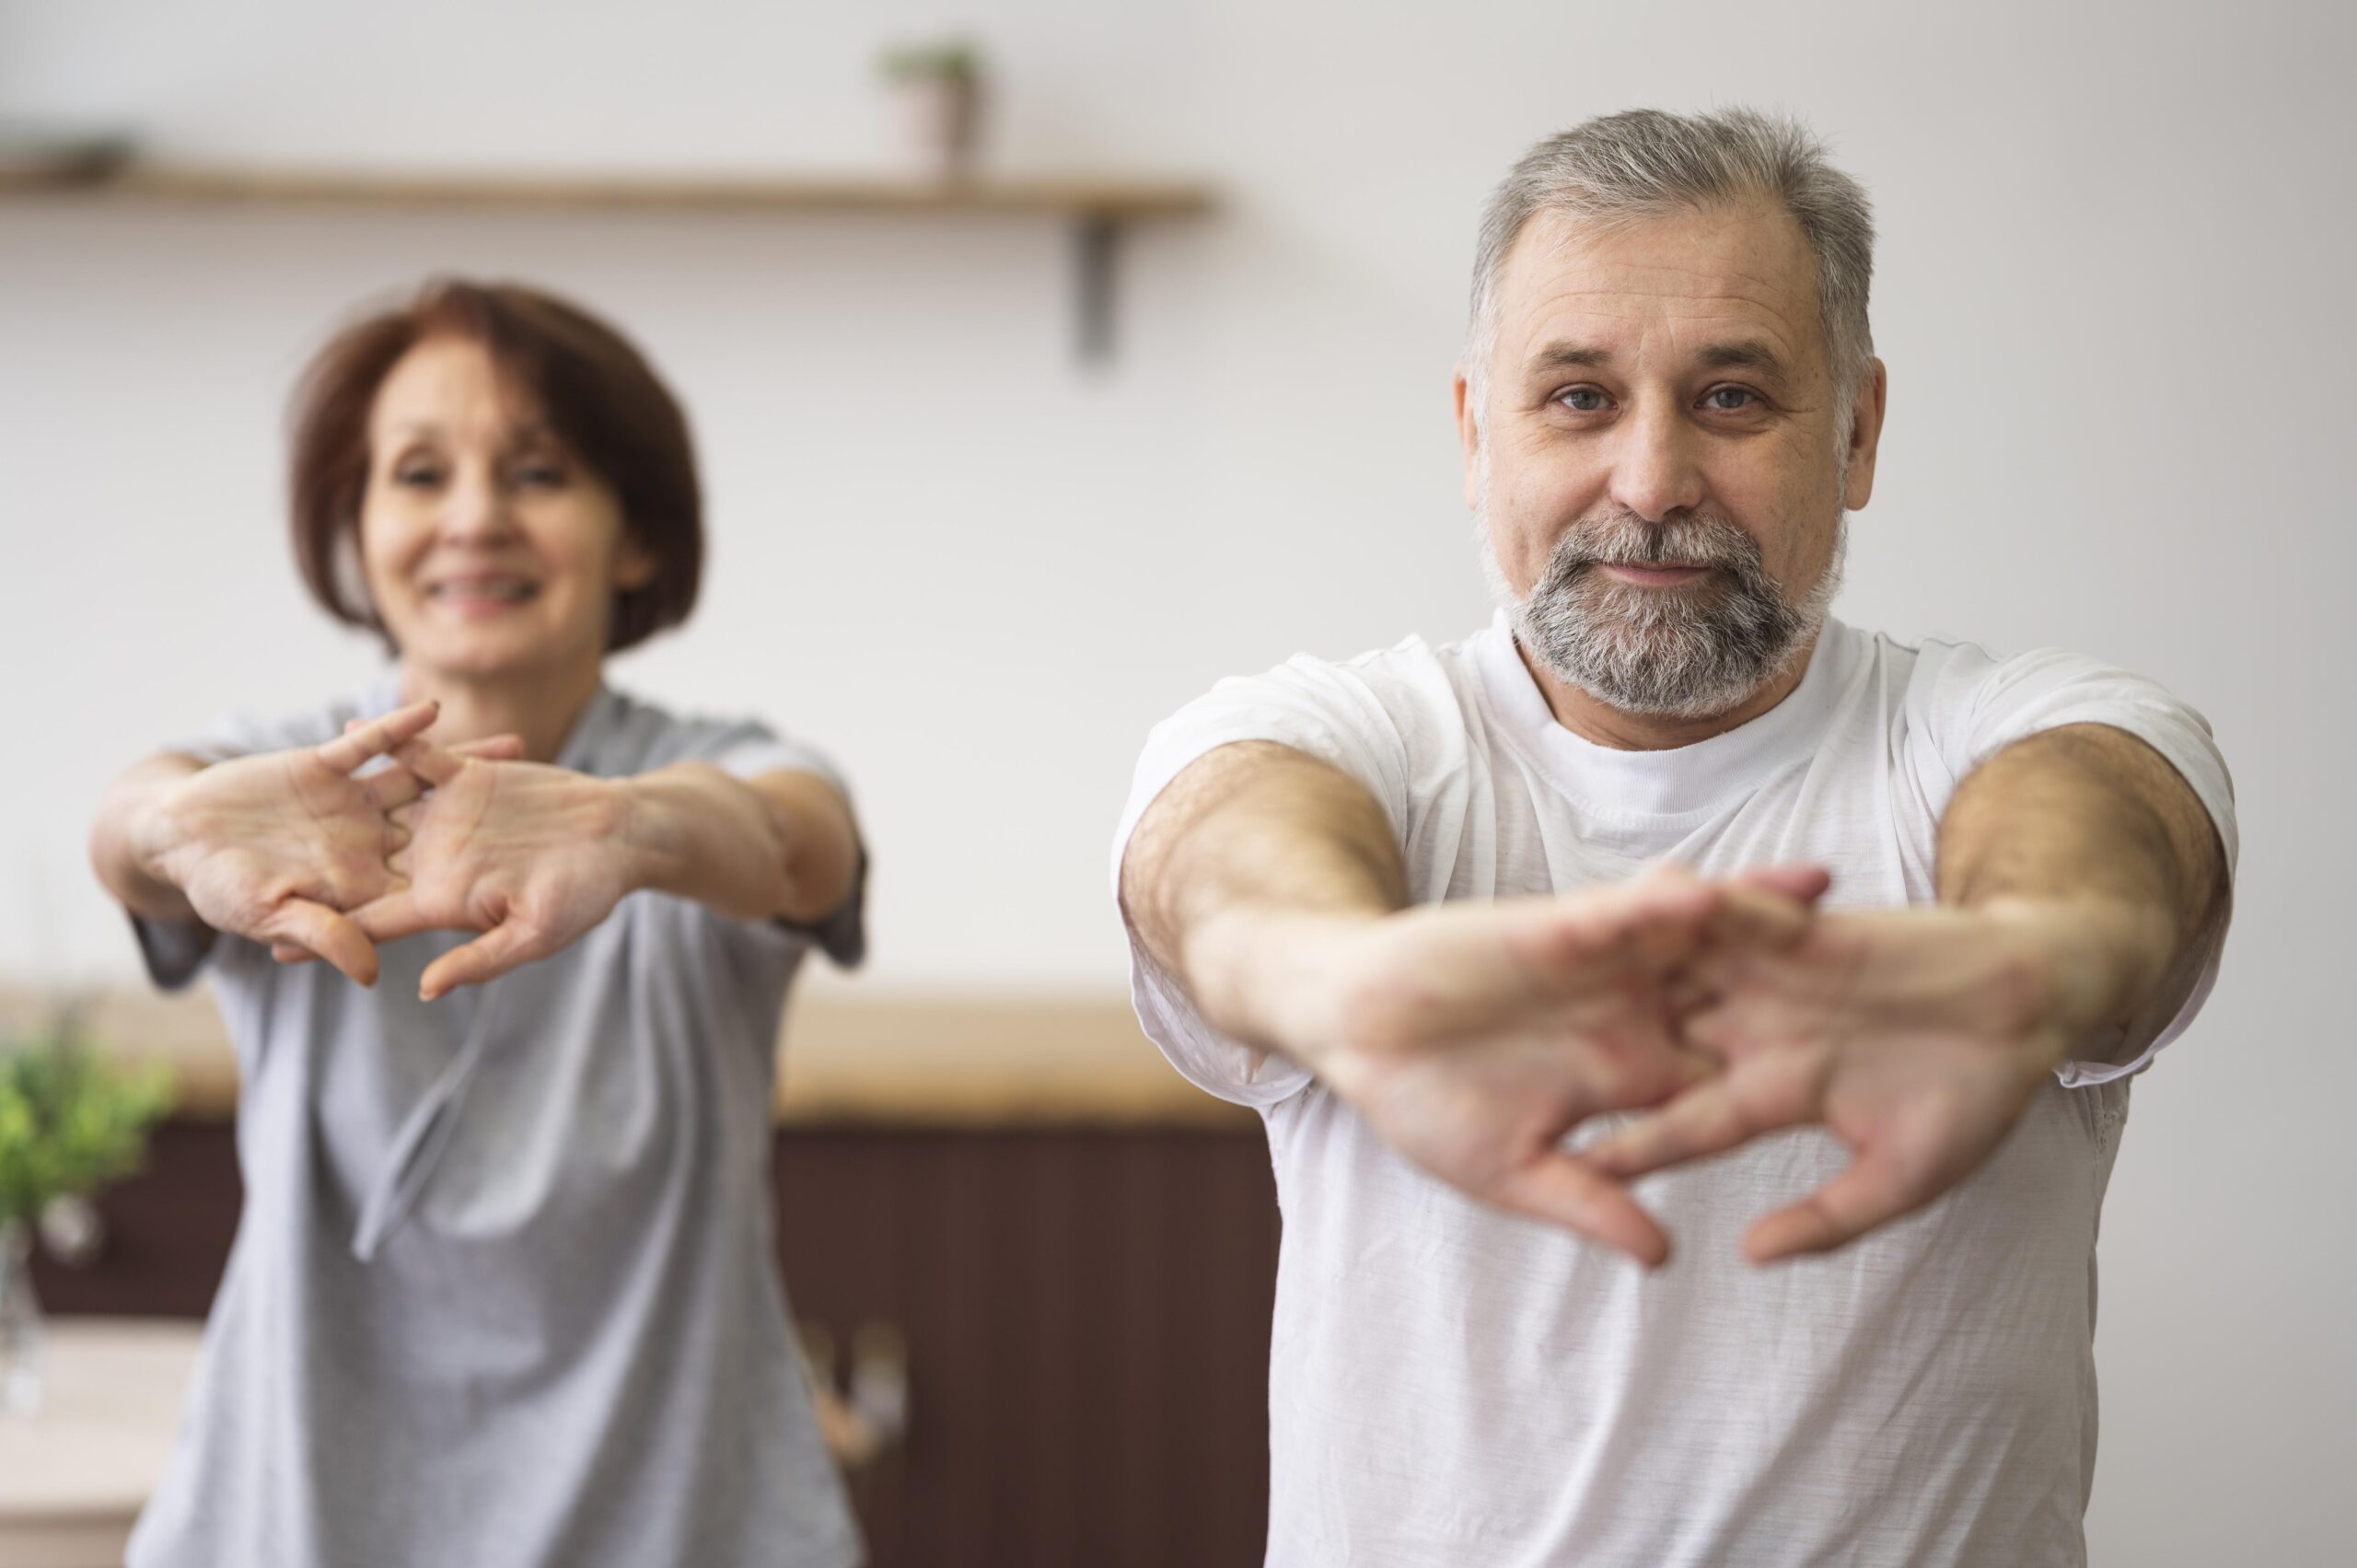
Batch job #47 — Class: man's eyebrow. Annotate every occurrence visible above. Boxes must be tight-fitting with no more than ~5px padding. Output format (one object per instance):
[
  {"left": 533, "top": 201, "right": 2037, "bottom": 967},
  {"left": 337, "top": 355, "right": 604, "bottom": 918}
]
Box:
[
  {"left": 1696, "top": 340, "right": 1795, "bottom": 382},
  {"left": 1520, "top": 339, "right": 1798, "bottom": 384},
  {"left": 1523, "top": 342, "right": 1613, "bottom": 376}
]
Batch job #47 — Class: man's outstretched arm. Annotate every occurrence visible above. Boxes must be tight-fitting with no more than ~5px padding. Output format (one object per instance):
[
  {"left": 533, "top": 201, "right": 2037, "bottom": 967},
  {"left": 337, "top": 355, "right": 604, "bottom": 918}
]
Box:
[{"left": 1120, "top": 739, "right": 1818, "bottom": 1263}]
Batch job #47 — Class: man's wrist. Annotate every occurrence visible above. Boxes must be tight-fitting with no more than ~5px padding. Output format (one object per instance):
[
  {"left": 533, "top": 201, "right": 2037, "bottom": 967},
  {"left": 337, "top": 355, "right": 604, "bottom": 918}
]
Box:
[{"left": 1973, "top": 892, "right": 2177, "bottom": 1049}]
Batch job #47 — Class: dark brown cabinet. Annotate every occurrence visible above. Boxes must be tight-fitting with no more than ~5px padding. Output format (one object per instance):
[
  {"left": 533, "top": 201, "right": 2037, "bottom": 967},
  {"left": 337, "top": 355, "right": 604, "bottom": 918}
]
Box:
[{"left": 32, "top": 1118, "right": 1282, "bottom": 1568}]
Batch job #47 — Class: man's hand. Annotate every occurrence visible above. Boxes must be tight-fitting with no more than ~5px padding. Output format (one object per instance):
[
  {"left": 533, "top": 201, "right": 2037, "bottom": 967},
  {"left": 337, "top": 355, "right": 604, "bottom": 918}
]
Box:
[
  {"left": 1585, "top": 896, "right": 2176, "bottom": 1261},
  {"left": 132, "top": 701, "right": 443, "bottom": 985},
  {"left": 343, "top": 739, "right": 643, "bottom": 1002},
  {"left": 1190, "top": 866, "right": 1827, "bottom": 1264}
]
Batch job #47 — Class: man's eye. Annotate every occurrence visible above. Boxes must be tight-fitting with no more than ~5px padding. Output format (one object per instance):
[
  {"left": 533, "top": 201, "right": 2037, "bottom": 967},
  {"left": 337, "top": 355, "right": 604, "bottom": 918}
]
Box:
[
  {"left": 1557, "top": 387, "right": 1609, "bottom": 412},
  {"left": 1703, "top": 386, "right": 1759, "bottom": 412}
]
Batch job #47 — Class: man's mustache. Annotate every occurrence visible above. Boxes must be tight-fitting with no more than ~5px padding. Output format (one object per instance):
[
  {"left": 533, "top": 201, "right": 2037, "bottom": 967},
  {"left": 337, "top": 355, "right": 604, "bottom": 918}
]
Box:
[{"left": 1541, "top": 513, "right": 1769, "bottom": 581}]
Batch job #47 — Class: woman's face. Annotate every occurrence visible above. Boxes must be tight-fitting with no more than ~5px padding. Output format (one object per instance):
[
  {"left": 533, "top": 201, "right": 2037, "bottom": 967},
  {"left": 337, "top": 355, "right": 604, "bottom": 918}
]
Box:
[{"left": 358, "top": 336, "right": 653, "bottom": 684}]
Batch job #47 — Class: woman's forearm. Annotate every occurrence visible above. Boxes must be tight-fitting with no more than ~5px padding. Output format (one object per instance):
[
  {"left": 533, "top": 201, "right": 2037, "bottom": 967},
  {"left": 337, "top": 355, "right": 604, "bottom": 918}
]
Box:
[
  {"left": 619, "top": 762, "right": 860, "bottom": 926},
  {"left": 89, "top": 755, "right": 208, "bottom": 924}
]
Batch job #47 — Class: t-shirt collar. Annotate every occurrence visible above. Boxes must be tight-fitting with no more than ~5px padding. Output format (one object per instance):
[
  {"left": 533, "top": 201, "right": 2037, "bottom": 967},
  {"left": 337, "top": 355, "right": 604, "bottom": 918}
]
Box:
[
  {"left": 357, "top": 673, "right": 624, "bottom": 773},
  {"left": 1469, "top": 608, "right": 1852, "bottom": 820}
]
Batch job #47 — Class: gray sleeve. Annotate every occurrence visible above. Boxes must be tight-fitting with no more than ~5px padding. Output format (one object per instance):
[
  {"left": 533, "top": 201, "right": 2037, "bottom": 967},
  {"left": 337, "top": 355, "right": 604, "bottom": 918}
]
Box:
[{"left": 132, "top": 909, "right": 222, "bottom": 993}]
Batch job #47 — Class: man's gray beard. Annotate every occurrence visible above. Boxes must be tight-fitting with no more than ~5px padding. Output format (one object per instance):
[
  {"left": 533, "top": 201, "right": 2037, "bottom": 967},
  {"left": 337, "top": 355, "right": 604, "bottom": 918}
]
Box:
[{"left": 1480, "top": 507, "right": 1845, "bottom": 721}]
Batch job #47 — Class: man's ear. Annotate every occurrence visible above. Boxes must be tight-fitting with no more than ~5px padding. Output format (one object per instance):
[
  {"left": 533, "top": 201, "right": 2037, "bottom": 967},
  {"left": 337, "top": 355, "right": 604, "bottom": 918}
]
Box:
[
  {"left": 1842, "top": 358, "right": 1889, "bottom": 512},
  {"left": 1454, "top": 369, "right": 1483, "bottom": 512}
]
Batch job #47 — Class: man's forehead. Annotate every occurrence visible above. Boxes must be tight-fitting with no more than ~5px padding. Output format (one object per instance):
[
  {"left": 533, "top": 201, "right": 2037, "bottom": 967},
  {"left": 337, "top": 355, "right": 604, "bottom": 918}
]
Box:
[{"left": 1496, "top": 203, "right": 1823, "bottom": 374}]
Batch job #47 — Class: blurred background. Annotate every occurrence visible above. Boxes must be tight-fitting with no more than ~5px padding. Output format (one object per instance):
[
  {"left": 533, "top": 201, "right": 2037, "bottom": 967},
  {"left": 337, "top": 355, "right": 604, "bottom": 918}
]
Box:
[{"left": 1, "top": 1, "right": 2350, "bottom": 1562}]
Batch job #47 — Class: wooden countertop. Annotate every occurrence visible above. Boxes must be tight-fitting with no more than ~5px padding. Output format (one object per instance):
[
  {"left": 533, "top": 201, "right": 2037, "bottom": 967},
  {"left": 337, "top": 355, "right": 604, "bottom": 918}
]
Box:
[
  {"left": 0, "top": 1318, "right": 204, "bottom": 1568},
  {"left": 0, "top": 985, "right": 1253, "bottom": 1130}
]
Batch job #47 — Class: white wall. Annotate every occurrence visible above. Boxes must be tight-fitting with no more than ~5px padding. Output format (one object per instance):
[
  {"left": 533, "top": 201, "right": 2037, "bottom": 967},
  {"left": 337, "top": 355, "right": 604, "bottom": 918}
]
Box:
[{"left": 3, "top": 1, "right": 2350, "bottom": 1558}]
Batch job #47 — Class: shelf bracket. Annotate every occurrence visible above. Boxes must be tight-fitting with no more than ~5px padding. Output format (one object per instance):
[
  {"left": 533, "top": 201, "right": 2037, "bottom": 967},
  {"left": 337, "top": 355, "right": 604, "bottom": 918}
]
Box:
[{"left": 1072, "top": 213, "right": 1121, "bottom": 366}]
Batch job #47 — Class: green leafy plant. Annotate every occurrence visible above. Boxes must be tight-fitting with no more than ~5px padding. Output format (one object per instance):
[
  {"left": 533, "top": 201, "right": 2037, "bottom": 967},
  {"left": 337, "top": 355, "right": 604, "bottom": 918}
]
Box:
[
  {"left": 877, "top": 39, "right": 981, "bottom": 83},
  {"left": 0, "top": 1012, "right": 172, "bottom": 1230}
]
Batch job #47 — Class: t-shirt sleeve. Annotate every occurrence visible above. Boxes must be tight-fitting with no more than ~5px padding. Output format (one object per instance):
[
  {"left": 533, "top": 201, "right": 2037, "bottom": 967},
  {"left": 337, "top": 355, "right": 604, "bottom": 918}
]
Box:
[
  {"left": 1110, "top": 656, "right": 1414, "bottom": 1109},
  {"left": 1912, "top": 641, "right": 2239, "bottom": 1086},
  {"left": 698, "top": 720, "right": 868, "bottom": 970}
]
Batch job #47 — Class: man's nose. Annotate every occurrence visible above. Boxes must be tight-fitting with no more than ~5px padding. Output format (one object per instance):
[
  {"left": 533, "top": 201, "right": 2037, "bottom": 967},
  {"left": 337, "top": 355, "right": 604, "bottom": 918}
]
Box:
[{"left": 1606, "top": 401, "right": 1706, "bottom": 524}]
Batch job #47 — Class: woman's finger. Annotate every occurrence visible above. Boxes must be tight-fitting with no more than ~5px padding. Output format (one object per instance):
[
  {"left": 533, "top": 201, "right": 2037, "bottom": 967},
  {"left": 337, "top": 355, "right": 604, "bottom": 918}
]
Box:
[
  {"left": 420, "top": 920, "right": 550, "bottom": 1001},
  {"left": 261, "top": 898, "right": 379, "bottom": 987},
  {"left": 270, "top": 942, "right": 317, "bottom": 966},
  {"left": 359, "top": 718, "right": 516, "bottom": 749},
  {"left": 349, "top": 889, "right": 437, "bottom": 947},
  {"left": 315, "top": 701, "right": 438, "bottom": 775},
  {"left": 388, "top": 738, "right": 467, "bottom": 788},
  {"left": 363, "top": 765, "right": 428, "bottom": 813},
  {"left": 361, "top": 733, "right": 517, "bottom": 815}
]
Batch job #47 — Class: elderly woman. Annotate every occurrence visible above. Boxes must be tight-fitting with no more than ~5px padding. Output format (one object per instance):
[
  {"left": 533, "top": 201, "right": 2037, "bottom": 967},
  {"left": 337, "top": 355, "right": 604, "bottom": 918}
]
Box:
[{"left": 87, "top": 280, "right": 866, "bottom": 1567}]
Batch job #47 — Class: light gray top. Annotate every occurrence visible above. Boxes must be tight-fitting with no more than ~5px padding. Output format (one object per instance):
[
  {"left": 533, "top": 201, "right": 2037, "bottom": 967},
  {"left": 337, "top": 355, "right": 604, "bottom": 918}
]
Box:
[{"left": 126, "top": 679, "right": 865, "bottom": 1568}]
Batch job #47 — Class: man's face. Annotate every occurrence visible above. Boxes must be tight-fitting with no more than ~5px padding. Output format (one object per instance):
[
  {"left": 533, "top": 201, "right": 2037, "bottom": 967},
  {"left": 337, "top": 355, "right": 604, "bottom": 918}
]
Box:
[{"left": 1457, "top": 200, "right": 1884, "bottom": 719}]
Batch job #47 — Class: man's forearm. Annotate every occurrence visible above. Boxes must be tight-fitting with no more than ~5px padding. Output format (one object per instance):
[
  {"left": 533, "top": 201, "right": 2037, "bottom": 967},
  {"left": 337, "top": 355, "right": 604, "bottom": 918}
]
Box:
[
  {"left": 1937, "top": 723, "right": 2229, "bottom": 1057},
  {"left": 1119, "top": 741, "right": 1406, "bottom": 1051}
]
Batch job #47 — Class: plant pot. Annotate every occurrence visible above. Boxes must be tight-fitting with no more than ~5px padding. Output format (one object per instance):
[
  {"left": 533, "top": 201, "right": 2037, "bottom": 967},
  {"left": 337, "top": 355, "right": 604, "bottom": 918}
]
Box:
[
  {"left": 892, "top": 75, "right": 983, "bottom": 180},
  {"left": 0, "top": 1218, "right": 43, "bottom": 1416}
]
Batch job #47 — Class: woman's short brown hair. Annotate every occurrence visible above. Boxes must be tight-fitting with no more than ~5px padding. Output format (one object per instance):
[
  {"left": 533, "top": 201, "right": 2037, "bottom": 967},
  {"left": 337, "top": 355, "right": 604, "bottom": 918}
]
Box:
[{"left": 288, "top": 278, "right": 702, "bottom": 652}]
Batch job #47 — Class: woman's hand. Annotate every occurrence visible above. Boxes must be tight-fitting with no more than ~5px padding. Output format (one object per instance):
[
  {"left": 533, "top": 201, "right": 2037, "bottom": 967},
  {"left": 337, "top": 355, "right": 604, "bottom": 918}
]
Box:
[
  {"left": 346, "top": 739, "right": 644, "bottom": 1001},
  {"left": 132, "top": 702, "right": 442, "bottom": 985}
]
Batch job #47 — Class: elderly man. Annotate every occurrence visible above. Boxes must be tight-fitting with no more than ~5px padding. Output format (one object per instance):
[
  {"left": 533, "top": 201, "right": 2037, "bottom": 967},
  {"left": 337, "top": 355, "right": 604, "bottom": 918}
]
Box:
[{"left": 1114, "top": 108, "right": 2234, "bottom": 1565}]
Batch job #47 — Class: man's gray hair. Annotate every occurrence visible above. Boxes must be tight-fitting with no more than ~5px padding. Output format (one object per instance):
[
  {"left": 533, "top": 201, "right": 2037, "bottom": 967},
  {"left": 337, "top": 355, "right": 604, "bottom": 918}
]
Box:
[{"left": 1467, "top": 107, "right": 1876, "bottom": 436}]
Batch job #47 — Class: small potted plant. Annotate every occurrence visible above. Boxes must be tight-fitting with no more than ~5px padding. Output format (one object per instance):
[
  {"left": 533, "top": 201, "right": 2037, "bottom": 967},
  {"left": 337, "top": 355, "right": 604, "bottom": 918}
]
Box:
[
  {"left": 878, "top": 38, "right": 986, "bottom": 180},
  {"left": 0, "top": 1010, "right": 171, "bottom": 1415}
]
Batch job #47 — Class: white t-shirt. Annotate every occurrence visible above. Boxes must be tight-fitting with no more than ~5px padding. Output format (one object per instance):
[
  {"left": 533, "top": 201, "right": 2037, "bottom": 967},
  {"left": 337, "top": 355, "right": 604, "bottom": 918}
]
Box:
[{"left": 1112, "top": 612, "right": 2236, "bottom": 1568}]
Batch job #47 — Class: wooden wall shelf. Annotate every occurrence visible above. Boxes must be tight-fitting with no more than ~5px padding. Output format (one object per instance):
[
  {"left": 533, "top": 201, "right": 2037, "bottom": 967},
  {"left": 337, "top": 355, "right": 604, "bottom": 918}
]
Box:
[{"left": 0, "top": 165, "right": 1222, "bottom": 361}]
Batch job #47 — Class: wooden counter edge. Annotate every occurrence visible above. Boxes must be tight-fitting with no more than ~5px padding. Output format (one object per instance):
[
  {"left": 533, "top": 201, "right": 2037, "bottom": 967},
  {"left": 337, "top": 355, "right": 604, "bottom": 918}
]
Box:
[{"left": 0, "top": 986, "right": 1260, "bottom": 1131}]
